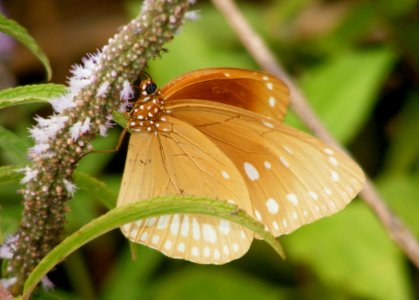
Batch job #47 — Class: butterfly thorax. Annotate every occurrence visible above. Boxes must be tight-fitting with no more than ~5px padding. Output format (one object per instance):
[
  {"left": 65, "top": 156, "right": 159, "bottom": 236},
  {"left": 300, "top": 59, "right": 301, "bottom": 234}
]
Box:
[{"left": 128, "top": 80, "right": 168, "bottom": 133}]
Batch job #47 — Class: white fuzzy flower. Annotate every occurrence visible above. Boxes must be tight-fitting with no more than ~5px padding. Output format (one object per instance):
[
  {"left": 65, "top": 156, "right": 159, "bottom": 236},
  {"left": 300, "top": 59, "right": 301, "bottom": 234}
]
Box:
[
  {"left": 0, "top": 277, "right": 17, "bottom": 288},
  {"left": 18, "top": 166, "right": 39, "bottom": 184},
  {"left": 120, "top": 80, "right": 134, "bottom": 101},
  {"left": 41, "top": 276, "right": 54, "bottom": 290},
  {"left": 29, "top": 143, "right": 50, "bottom": 155},
  {"left": 29, "top": 126, "right": 48, "bottom": 144},
  {"left": 96, "top": 81, "right": 110, "bottom": 97},
  {"left": 63, "top": 179, "right": 77, "bottom": 196},
  {"left": 185, "top": 10, "right": 200, "bottom": 21},
  {"left": 69, "top": 117, "right": 91, "bottom": 141},
  {"left": 81, "top": 117, "right": 91, "bottom": 134},
  {"left": 30, "top": 115, "right": 69, "bottom": 145},
  {"left": 33, "top": 115, "right": 69, "bottom": 141},
  {"left": 99, "top": 114, "right": 115, "bottom": 136},
  {"left": 50, "top": 93, "right": 76, "bottom": 113},
  {"left": 98, "top": 124, "right": 108, "bottom": 137},
  {"left": 70, "top": 121, "right": 83, "bottom": 141},
  {"left": 83, "top": 50, "right": 102, "bottom": 70},
  {"left": 70, "top": 64, "right": 92, "bottom": 79},
  {"left": 0, "top": 234, "right": 18, "bottom": 260},
  {"left": 69, "top": 77, "right": 91, "bottom": 94}
]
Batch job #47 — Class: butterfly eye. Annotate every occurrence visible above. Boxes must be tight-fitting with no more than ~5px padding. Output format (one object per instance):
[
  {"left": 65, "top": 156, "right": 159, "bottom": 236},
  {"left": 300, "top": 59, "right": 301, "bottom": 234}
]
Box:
[{"left": 144, "top": 82, "right": 158, "bottom": 95}]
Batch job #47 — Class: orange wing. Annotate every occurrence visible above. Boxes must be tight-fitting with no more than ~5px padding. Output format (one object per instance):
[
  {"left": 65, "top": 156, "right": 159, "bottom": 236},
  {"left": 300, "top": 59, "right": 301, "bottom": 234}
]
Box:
[
  {"left": 167, "top": 100, "right": 365, "bottom": 237},
  {"left": 117, "top": 116, "right": 254, "bottom": 264},
  {"left": 161, "top": 68, "right": 289, "bottom": 121}
]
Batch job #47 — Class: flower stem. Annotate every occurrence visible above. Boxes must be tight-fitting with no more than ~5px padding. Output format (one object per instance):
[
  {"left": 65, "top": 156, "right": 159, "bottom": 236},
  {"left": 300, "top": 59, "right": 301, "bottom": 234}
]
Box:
[{"left": 8, "top": 0, "right": 191, "bottom": 295}]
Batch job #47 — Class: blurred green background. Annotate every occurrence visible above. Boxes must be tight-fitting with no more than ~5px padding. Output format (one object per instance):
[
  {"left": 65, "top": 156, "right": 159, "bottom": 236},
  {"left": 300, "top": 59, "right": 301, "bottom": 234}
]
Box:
[{"left": 0, "top": 0, "right": 418, "bottom": 299}]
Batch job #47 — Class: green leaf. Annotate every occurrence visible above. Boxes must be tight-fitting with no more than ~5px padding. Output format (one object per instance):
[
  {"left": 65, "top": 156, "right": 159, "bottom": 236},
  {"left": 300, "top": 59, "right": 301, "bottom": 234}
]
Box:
[
  {"left": 393, "top": 17, "right": 419, "bottom": 71},
  {"left": 0, "top": 84, "right": 66, "bottom": 110},
  {"left": 0, "top": 165, "right": 23, "bottom": 185},
  {"left": 100, "top": 245, "right": 162, "bottom": 300},
  {"left": 112, "top": 111, "right": 127, "bottom": 128},
  {"left": 0, "top": 125, "right": 30, "bottom": 163},
  {"left": 377, "top": 174, "right": 419, "bottom": 236},
  {"left": 285, "top": 48, "right": 396, "bottom": 144},
  {"left": 146, "top": 267, "right": 292, "bottom": 300},
  {"left": 384, "top": 92, "right": 419, "bottom": 173},
  {"left": 0, "top": 14, "right": 52, "bottom": 80},
  {"left": 23, "top": 196, "right": 285, "bottom": 298},
  {"left": 283, "top": 202, "right": 413, "bottom": 300},
  {"left": 62, "top": 253, "right": 95, "bottom": 300}
]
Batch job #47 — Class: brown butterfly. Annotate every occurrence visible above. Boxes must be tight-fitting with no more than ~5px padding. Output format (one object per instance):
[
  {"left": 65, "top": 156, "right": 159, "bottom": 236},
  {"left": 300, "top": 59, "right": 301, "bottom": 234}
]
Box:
[{"left": 117, "top": 68, "right": 365, "bottom": 264}]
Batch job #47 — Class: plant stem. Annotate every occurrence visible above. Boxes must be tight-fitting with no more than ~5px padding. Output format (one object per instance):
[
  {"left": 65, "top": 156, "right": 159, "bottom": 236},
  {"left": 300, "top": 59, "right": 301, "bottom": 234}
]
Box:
[{"left": 8, "top": 0, "right": 191, "bottom": 295}]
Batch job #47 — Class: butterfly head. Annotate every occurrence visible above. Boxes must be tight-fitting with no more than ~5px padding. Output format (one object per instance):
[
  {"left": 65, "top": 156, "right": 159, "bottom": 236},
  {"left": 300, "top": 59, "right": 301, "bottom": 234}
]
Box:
[{"left": 128, "top": 79, "right": 168, "bottom": 133}]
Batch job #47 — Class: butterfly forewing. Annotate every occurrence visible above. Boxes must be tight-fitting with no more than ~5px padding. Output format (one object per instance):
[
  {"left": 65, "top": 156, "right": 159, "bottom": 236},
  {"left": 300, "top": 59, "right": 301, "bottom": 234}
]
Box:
[
  {"left": 166, "top": 100, "right": 365, "bottom": 236},
  {"left": 118, "top": 116, "right": 254, "bottom": 264},
  {"left": 161, "top": 68, "right": 289, "bottom": 121}
]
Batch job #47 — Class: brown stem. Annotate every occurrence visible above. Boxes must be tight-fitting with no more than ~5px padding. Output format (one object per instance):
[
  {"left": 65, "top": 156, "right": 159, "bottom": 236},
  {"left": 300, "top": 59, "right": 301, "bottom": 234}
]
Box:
[{"left": 211, "top": 0, "right": 419, "bottom": 268}]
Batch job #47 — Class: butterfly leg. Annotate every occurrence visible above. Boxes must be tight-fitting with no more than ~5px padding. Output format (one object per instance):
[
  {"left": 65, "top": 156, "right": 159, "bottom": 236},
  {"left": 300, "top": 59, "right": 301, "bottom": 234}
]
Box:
[{"left": 89, "top": 128, "right": 128, "bottom": 154}]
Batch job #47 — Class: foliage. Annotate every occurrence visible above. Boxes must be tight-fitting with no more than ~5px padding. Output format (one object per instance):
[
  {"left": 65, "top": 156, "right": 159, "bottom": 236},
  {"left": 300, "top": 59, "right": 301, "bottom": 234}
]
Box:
[{"left": 0, "top": 0, "right": 418, "bottom": 299}]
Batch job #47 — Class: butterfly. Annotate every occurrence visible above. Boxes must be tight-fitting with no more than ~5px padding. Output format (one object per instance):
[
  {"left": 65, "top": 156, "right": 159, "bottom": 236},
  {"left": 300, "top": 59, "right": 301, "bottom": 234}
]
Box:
[{"left": 117, "top": 68, "right": 365, "bottom": 264}]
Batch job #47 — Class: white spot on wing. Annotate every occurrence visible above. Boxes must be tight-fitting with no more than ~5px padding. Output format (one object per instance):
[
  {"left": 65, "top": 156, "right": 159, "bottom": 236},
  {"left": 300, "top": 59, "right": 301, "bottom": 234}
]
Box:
[
  {"left": 129, "top": 228, "right": 138, "bottom": 239},
  {"left": 244, "top": 162, "right": 259, "bottom": 180},
  {"left": 264, "top": 161, "right": 272, "bottom": 169},
  {"left": 268, "top": 96, "right": 276, "bottom": 107},
  {"left": 177, "top": 243, "right": 185, "bottom": 252},
  {"left": 192, "top": 218, "right": 200, "bottom": 240},
  {"left": 331, "top": 171, "right": 340, "bottom": 182},
  {"left": 221, "top": 170, "right": 230, "bottom": 179},
  {"left": 145, "top": 217, "right": 157, "bottom": 227},
  {"left": 223, "top": 245, "right": 230, "bottom": 255},
  {"left": 164, "top": 240, "right": 172, "bottom": 250},
  {"left": 266, "top": 82, "right": 273, "bottom": 90},
  {"left": 308, "top": 191, "right": 318, "bottom": 200},
  {"left": 283, "top": 145, "right": 293, "bottom": 154},
  {"left": 219, "top": 219, "right": 230, "bottom": 235},
  {"left": 279, "top": 156, "right": 289, "bottom": 168},
  {"left": 254, "top": 209, "right": 262, "bottom": 221},
  {"left": 214, "top": 249, "right": 220, "bottom": 259},
  {"left": 140, "top": 232, "right": 148, "bottom": 241},
  {"left": 262, "top": 121, "right": 274, "bottom": 128},
  {"left": 287, "top": 193, "right": 299, "bottom": 205},
  {"left": 328, "top": 156, "right": 338, "bottom": 166},
  {"left": 180, "top": 215, "right": 189, "bottom": 237},
  {"left": 232, "top": 243, "right": 239, "bottom": 252},
  {"left": 170, "top": 214, "right": 180, "bottom": 235},
  {"left": 151, "top": 235, "right": 160, "bottom": 245},
  {"left": 203, "top": 224, "right": 217, "bottom": 243},
  {"left": 324, "top": 148, "right": 334, "bottom": 155},
  {"left": 157, "top": 216, "right": 169, "bottom": 230},
  {"left": 266, "top": 198, "right": 279, "bottom": 214}
]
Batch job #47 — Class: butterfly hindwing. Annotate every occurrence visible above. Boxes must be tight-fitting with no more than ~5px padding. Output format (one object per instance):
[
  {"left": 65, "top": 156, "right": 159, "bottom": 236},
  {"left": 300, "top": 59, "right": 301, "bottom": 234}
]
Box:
[
  {"left": 167, "top": 100, "right": 365, "bottom": 236},
  {"left": 117, "top": 116, "right": 254, "bottom": 264},
  {"left": 161, "top": 68, "right": 289, "bottom": 121}
]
